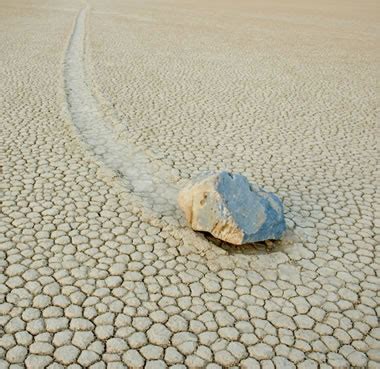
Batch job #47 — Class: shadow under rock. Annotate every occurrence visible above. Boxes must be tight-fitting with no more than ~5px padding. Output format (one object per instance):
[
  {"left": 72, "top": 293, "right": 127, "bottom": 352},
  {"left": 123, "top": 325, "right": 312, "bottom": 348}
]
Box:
[{"left": 203, "top": 230, "right": 297, "bottom": 256}]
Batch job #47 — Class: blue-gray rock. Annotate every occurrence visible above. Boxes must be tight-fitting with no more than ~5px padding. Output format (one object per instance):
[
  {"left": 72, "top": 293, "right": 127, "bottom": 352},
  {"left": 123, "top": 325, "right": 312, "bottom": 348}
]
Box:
[{"left": 178, "top": 171, "right": 286, "bottom": 245}]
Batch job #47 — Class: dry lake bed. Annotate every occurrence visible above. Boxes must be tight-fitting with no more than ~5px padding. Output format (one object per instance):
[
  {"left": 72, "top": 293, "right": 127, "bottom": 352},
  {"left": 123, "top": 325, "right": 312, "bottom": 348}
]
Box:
[{"left": 1, "top": 0, "right": 379, "bottom": 368}]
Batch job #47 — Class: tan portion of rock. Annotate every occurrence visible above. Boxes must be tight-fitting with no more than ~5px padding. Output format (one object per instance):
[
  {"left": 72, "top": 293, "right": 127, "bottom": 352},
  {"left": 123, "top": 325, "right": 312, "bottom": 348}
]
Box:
[
  {"left": 178, "top": 174, "right": 244, "bottom": 245},
  {"left": 209, "top": 218, "right": 244, "bottom": 246}
]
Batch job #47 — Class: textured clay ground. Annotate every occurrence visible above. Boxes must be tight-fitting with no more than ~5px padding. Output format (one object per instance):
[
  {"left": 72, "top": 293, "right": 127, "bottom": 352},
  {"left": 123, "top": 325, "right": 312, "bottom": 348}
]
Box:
[{"left": 1, "top": 0, "right": 379, "bottom": 368}]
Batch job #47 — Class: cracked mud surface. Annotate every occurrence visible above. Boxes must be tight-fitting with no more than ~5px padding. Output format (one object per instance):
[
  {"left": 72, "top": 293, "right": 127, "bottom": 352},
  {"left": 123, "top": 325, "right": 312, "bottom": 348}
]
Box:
[{"left": 1, "top": 0, "right": 379, "bottom": 368}]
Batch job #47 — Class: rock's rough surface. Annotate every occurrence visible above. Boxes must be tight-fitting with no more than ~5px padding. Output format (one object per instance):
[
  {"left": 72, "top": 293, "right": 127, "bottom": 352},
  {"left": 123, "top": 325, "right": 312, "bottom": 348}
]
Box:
[{"left": 178, "top": 171, "right": 286, "bottom": 244}]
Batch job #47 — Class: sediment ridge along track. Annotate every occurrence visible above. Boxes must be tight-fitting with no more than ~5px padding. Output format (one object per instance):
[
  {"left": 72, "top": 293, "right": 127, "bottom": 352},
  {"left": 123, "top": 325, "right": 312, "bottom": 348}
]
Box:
[{"left": 64, "top": 7, "right": 182, "bottom": 223}]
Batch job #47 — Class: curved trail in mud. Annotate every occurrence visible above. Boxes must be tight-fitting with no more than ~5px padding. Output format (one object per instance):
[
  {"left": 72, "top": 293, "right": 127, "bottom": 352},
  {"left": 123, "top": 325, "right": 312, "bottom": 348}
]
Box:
[{"left": 64, "top": 7, "right": 182, "bottom": 221}]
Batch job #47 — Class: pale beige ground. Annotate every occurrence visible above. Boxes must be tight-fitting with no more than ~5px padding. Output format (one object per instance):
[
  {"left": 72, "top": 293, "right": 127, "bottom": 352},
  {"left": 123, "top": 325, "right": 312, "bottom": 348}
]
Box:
[{"left": 1, "top": 0, "right": 379, "bottom": 368}]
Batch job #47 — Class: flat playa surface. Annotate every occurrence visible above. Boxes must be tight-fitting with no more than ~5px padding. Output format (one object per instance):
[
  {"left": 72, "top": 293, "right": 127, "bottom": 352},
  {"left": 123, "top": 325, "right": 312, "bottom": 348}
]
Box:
[{"left": 1, "top": 0, "right": 379, "bottom": 368}]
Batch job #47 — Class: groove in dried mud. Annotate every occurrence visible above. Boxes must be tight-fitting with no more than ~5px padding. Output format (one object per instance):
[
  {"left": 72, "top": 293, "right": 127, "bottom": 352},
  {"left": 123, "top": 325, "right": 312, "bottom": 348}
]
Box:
[{"left": 64, "top": 7, "right": 181, "bottom": 220}]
